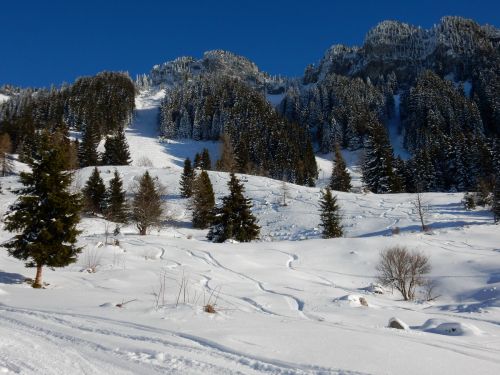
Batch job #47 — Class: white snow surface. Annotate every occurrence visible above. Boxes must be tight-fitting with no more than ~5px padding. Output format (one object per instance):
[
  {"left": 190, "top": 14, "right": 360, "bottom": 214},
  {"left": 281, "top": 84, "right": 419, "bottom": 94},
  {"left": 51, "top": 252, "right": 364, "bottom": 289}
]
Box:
[
  {"left": 0, "top": 90, "right": 500, "bottom": 375},
  {"left": 0, "top": 94, "right": 10, "bottom": 104}
]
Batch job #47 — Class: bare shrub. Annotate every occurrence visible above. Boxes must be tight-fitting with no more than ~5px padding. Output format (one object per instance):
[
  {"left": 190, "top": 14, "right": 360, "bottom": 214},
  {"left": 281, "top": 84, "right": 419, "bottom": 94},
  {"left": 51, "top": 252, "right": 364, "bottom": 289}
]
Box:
[
  {"left": 391, "top": 227, "right": 400, "bottom": 235},
  {"left": 136, "top": 156, "right": 154, "bottom": 167},
  {"left": 376, "top": 246, "right": 431, "bottom": 301},
  {"left": 82, "top": 245, "right": 103, "bottom": 273}
]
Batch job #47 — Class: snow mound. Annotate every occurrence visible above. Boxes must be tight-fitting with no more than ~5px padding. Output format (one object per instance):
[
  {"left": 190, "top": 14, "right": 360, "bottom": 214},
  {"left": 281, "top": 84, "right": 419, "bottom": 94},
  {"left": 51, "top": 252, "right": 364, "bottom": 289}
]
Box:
[
  {"left": 335, "top": 294, "right": 369, "bottom": 307},
  {"left": 421, "top": 319, "right": 481, "bottom": 336},
  {"left": 388, "top": 317, "right": 410, "bottom": 330}
]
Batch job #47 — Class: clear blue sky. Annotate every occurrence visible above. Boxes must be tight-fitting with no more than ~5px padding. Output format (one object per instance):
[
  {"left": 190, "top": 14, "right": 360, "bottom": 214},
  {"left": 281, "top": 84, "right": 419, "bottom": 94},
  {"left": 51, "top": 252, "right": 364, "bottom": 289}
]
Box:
[{"left": 1, "top": 0, "right": 499, "bottom": 88}]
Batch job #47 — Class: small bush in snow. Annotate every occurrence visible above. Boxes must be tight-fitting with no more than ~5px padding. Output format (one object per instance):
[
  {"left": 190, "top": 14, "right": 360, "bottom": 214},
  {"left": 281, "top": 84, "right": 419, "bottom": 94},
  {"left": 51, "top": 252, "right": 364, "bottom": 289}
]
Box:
[{"left": 376, "top": 246, "right": 431, "bottom": 301}]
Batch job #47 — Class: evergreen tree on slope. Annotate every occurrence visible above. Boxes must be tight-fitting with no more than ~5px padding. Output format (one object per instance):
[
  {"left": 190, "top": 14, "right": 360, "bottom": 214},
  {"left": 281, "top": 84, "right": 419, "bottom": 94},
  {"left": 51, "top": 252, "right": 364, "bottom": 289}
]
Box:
[
  {"left": 105, "top": 169, "right": 128, "bottom": 224},
  {"left": 179, "top": 158, "right": 195, "bottom": 198},
  {"left": 192, "top": 170, "right": 215, "bottom": 229},
  {"left": 82, "top": 167, "right": 107, "bottom": 215},
  {"left": 4, "top": 131, "right": 82, "bottom": 288},
  {"left": 362, "top": 121, "right": 399, "bottom": 193},
  {"left": 79, "top": 122, "right": 100, "bottom": 167},
  {"left": 319, "top": 188, "right": 343, "bottom": 238},
  {"left": 207, "top": 173, "right": 259, "bottom": 242},
  {"left": 329, "top": 144, "right": 351, "bottom": 192},
  {"left": 102, "top": 127, "right": 131, "bottom": 166}
]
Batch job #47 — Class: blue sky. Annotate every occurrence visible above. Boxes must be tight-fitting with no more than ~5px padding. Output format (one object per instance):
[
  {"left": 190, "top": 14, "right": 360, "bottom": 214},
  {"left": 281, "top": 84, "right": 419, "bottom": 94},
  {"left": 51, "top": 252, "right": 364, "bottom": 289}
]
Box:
[{"left": 1, "top": 0, "right": 499, "bottom": 87}]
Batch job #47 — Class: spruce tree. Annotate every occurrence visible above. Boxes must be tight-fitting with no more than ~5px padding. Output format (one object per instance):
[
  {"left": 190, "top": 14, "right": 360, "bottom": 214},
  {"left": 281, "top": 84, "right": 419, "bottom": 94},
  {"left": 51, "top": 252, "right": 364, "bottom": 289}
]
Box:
[
  {"left": 207, "top": 173, "right": 260, "bottom": 242},
  {"left": 493, "top": 178, "right": 500, "bottom": 223},
  {"left": 362, "top": 121, "right": 399, "bottom": 193},
  {"left": 132, "top": 171, "right": 164, "bottom": 235},
  {"left": 0, "top": 133, "right": 14, "bottom": 176},
  {"left": 319, "top": 188, "right": 343, "bottom": 238},
  {"left": 102, "top": 127, "right": 131, "bottom": 166},
  {"left": 4, "top": 131, "right": 82, "bottom": 288},
  {"left": 179, "top": 158, "right": 195, "bottom": 198},
  {"left": 82, "top": 167, "right": 107, "bottom": 215},
  {"left": 216, "top": 134, "right": 236, "bottom": 172},
  {"left": 192, "top": 170, "right": 215, "bottom": 229},
  {"left": 79, "top": 123, "right": 100, "bottom": 167},
  {"left": 201, "top": 148, "right": 211, "bottom": 170},
  {"left": 330, "top": 144, "right": 351, "bottom": 192},
  {"left": 193, "top": 152, "right": 201, "bottom": 169},
  {"left": 105, "top": 169, "right": 128, "bottom": 224}
]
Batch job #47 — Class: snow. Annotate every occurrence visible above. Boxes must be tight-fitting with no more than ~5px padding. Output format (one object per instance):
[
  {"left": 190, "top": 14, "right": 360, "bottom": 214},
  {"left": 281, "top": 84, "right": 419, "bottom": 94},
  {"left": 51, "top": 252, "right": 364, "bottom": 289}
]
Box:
[
  {"left": 0, "top": 94, "right": 10, "bottom": 104},
  {"left": 1, "top": 90, "right": 500, "bottom": 374}
]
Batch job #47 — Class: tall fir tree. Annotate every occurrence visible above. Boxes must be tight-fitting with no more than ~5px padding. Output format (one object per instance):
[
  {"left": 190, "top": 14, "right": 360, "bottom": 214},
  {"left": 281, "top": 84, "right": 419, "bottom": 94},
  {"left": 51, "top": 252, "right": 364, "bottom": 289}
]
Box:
[
  {"left": 207, "top": 173, "right": 260, "bottom": 242},
  {"left": 105, "top": 169, "right": 128, "bottom": 224},
  {"left": 216, "top": 134, "right": 236, "bottom": 172},
  {"left": 102, "top": 127, "right": 131, "bottom": 165},
  {"left": 493, "top": 178, "right": 500, "bottom": 223},
  {"left": 319, "top": 188, "right": 343, "bottom": 238},
  {"left": 3, "top": 131, "right": 82, "bottom": 288},
  {"left": 329, "top": 144, "right": 351, "bottom": 192},
  {"left": 132, "top": 171, "right": 164, "bottom": 235},
  {"left": 201, "top": 148, "right": 211, "bottom": 170},
  {"left": 193, "top": 152, "right": 202, "bottom": 169},
  {"left": 0, "top": 133, "right": 14, "bottom": 176},
  {"left": 191, "top": 170, "right": 215, "bottom": 229},
  {"left": 179, "top": 158, "right": 195, "bottom": 198},
  {"left": 82, "top": 167, "right": 107, "bottom": 215},
  {"left": 362, "top": 121, "right": 399, "bottom": 193},
  {"left": 79, "top": 122, "right": 100, "bottom": 167}
]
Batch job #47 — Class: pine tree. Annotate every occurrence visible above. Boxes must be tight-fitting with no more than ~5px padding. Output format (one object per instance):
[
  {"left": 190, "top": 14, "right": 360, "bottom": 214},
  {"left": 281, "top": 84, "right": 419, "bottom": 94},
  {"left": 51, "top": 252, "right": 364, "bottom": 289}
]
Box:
[
  {"left": 79, "top": 122, "right": 100, "bottom": 167},
  {"left": 493, "top": 178, "right": 500, "bottom": 223},
  {"left": 362, "top": 121, "right": 399, "bottom": 193},
  {"left": 329, "top": 144, "right": 351, "bottom": 192},
  {"left": 216, "top": 134, "right": 236, "bottom": 172},
  {"left": 201, "top": 148, "right": 211, "bottom": 170},
  {"left": 0, "top": 133, "right": 14, "bottom": 176},
  {"left": 132, "top": 171, "right": 165, "bottom": 235},
  {"left": 3, "top": 131, "right": 82, "bottom": 288},
  {"left": 179, "top": 158, "right": 195, "bottom": 198},
  {"left": 319, "top": 188, "right": 343, "bottom": 238},
  {"left": 193, "top": 152, "right": 201, "bottom": 169},
  {"left": 207, "top": 173, "right": 260, "bottom": 242},
  {"left": 82, "top": 167, "right": 107, "bottom": 215},
  {"left": 102, "top": 127, "right": 131, "bottom": 165},
  {"left": 192, "top": 170, "right": 215, "bottom": 229},
  {"left": 105, "top": 169, "right": 128, "bottom": 224}
]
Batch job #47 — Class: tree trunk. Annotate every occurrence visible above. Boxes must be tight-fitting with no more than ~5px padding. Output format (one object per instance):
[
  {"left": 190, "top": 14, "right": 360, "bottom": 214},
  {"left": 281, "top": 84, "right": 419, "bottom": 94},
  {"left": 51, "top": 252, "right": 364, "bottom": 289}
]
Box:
[{"left": 33, "top": 264, "right": 43, "bottom": 288}]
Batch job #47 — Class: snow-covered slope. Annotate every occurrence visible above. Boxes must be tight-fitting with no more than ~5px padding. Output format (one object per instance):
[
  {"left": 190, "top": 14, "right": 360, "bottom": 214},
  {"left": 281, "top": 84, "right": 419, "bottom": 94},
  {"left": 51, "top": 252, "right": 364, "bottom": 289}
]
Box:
[{"left": 0, "top": 90, "right": 499, "bottom": 375}]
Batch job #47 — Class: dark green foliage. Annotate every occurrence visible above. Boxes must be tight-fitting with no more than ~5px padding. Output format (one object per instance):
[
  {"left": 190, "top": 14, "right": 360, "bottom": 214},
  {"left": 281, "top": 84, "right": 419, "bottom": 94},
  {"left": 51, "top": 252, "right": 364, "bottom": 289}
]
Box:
[
  {"left": 493, "top": 179, "right": 500, "bottom": 223},
  {"left": 207, "top": 173, "right": 260, "bottom": 242},
  {"left": 82, "top": 167, "right": 107, "bottom": 215},
  {"left": 79, "top": 122, "right": 100, "bottom": 167},
  {"left": 329, "top": 144, "right": 351, "bottom": 192},
  {"left": 463, "top": 192, "right": 476, "bottom": 210},
  {"left": 132, "top": 171, "right": 164, "bottom": 235},
  {"left": 192, "top": 170, "right": 215, "bottom": 229},
  {"left": 201, "top": 148, "right": 211, "bottom": 170},
  {"left": 102, "top": 127, "right": 131, "bottom": 166},
  {"left": 193, "top": 153, "right": 202, "bottom": 169},
  {"left": 160, "top": 75, "right": 317, "bottom": 185},
  {"left": 179, "top": 158, "right": 195, "bottom": 198},
  {"left": 105, "top": 170, "right": 128, "bottom": 224},
  {"left": 3, "top": 131, "right": 82, "bottom": 287},
  {"left": 0, "top": 72, "right": 135, "bottom": 153},
  {"left": 280, "top": 74, "right": 387, "bottom": 151},
  {"left": 362, "top": 120, "right": 400, "bottom": 193},
  {"left": 319, "top": 188, "right": 343, "bottom": 238}
]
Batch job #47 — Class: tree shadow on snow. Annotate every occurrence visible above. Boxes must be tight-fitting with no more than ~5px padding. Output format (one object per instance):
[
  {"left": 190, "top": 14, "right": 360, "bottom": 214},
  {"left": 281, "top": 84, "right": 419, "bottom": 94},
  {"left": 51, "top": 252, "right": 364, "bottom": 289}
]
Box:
[{"left": 0, "top": 270, "right": 26, "bottom": 284}]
